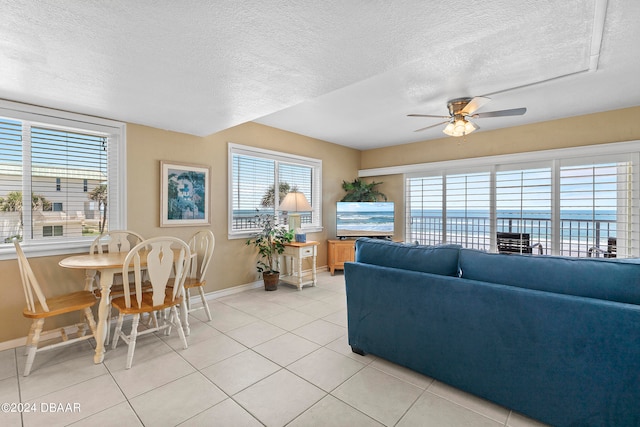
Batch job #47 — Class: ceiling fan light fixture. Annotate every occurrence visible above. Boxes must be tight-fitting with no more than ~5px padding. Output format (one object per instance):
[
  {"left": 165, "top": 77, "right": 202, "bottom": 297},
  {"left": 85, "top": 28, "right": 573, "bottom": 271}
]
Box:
[
  {"left": 443, "top": 121, "right": 456, "bottom": 136},
  {"left": 443, "top": 116, "right": 477, "bottom": 137}
]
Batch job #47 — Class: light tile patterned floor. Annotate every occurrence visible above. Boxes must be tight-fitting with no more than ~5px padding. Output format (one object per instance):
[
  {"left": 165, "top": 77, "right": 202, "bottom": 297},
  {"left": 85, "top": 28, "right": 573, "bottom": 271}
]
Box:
[{"left": 0, "top": 271, "right": 550, "bottom": 427}]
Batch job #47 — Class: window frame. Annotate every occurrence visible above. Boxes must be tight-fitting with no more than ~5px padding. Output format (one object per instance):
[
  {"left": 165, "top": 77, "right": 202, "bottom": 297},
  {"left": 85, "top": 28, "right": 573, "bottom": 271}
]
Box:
[
  {"left": 0, "top": 100, "right": 126, "bottom": 260},
  {"left": 227, "top": 143, "right": 323, "bottom": 239}
]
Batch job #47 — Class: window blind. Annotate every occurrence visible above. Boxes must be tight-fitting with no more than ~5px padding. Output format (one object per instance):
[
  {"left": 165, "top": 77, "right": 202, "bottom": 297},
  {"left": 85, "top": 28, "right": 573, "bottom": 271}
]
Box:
[
  {"left": 445, "top": 172, "right": 491, "bottom": 250},
  {"left": 406, "top": 175, "right": 443, "bottom": 245},
  {"left": 405, "top": 151, "right": 639, "bottom": 258},
  {"left": 559, "top": 155, "right": 638, "bottom": 258},
  {"left": 228, "top": 144, "right": 322, "bottom": 237},
  {"left": 496, "top": 165, "right": 552, "bottom": 253},
  {"left": 231, "top": 153, "right": 276, "bottom": 231}
]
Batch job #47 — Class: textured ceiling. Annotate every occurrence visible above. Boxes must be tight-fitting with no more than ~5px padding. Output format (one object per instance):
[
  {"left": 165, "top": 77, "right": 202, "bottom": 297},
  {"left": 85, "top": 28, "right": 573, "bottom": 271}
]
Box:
[{"left": 0, "top": 0, "right": 638, "bottom": 149}]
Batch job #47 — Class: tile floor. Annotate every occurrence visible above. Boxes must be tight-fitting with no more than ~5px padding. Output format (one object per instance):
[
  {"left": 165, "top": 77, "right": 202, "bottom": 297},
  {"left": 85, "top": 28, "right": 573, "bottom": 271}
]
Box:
[{"left": 0, "top": 271, "right": 550, "bottom": 427}]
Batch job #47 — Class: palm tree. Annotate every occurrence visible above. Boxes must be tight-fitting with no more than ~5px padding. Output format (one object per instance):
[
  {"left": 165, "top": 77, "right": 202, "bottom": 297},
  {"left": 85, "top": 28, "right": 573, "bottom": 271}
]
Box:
[
  {"left": 88, "top": 184, "right": 108, "bottom": 233},
  {"left": 261, "top": 183, "right": 294, "bottom": 208}
]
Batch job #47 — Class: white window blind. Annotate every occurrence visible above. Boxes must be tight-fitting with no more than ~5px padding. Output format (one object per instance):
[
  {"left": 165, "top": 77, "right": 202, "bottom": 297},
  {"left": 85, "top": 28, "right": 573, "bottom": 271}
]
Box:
[
  {"left": 445, "top": 172, "right": 491, "bottom": 250},
  {"left": 228, "top": 143, "right": 322, "bottom": 237},
  {"left": 406, "top": 175, "right": 443, "bottom": 245},
  {"left": 405, "top": 149, "right": 640, "bottom": 258},
  {"left": 496, "top": 164, "right": 552, "bottom": 253},
  {"left": 0, "top": 101, "right": 125, "bottom": 259},
  {"left": 559, "top": 155, "right": 638, "bottom": 258}
]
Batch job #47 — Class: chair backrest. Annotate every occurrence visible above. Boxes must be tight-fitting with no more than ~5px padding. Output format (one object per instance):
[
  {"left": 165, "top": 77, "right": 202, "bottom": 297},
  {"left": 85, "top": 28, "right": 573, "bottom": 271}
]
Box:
[
  {"left": 14, "top": 241, "right": 49, "bottom": 312},
  {"left": 121, "top": 237, "right": 191, "bottom": 309},
  {"left": 188, "top": 230, "right": 215, "bottom": 282},
  {"left": 90, "top": 230, "right": 144, "bottom": 254},
  {"left": 497, "top": 232, "right": 532, "bottom": 254}
]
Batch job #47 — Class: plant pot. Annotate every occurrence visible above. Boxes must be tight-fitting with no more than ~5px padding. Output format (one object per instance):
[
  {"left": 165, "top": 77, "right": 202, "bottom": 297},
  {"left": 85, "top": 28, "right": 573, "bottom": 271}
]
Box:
[{"left": 262, "top": 271, "right": 280, "bottom": 291}]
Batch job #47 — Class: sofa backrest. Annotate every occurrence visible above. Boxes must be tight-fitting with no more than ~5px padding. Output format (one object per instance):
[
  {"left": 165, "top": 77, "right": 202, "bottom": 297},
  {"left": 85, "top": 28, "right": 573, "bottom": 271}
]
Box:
[
  {"left": 354, "top": 238, "right": 461, "bottom": 277},
  {"left": 459, "top": 249, "right": 640, "bottom": 305}
]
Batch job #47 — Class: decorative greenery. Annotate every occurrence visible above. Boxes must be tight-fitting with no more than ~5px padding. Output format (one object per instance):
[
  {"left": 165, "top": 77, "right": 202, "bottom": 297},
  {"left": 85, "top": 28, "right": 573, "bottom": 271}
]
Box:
[
  {"left": 245, "top": 214, "right": 294, "bottom": 274},
  {"left": 88, "top": 184, "right": 108, "bottom": 234},
  {"left": 340, "top": 178, "right": 387, "bottom": 202},
  {"left": 0, "top": 191, "right": 51, "bottom": 212},
  {"left": 261, "top": 183, "right": 292, "bottom": 208}
]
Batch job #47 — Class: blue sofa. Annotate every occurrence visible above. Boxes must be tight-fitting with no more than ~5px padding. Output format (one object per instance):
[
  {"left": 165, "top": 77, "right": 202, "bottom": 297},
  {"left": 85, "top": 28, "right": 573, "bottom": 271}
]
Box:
[{"left": 345, "top": 238, "right": 640, "bottom": 427}]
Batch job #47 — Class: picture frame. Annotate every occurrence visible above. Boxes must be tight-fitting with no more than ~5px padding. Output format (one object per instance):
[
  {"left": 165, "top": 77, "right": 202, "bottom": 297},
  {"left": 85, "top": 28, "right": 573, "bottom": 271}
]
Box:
[{"left": 160, "top": 161, "right": 211, "bottom": 227}]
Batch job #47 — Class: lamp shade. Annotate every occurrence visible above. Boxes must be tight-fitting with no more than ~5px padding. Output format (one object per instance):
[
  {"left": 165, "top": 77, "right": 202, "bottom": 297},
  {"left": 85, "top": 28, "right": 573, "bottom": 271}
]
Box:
[{"left": 278, "top": 192, "right": 312, "bottom": 212}]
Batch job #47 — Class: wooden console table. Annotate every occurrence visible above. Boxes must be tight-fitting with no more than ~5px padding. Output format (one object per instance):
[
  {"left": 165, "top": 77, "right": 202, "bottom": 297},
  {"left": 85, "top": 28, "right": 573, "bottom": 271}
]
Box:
[
  {"left": 281, "top": 241, "right": 319, "bottom": 290},
  {"left": 327, "top": 239, "right": 355, "bottom": 275}
]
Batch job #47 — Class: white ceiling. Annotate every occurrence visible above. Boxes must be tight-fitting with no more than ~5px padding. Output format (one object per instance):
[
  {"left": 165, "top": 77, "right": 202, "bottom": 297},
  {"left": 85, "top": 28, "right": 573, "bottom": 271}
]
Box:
[{"left": 1, "top": 0, "right": 638, "bottom": 150}]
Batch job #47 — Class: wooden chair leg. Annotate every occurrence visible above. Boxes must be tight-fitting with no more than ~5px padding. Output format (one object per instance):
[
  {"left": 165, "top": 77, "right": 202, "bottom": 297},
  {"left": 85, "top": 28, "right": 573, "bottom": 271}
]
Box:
[
  {"left": 126, "top": 314, "right": 140, "bottom": 369},
  {"left": 24, "top": 319, "right": 44, "bottom": 376},
  {"left": 25, "top": 321, "right": 38, "bottom": 356},
  {"left": 112, "top": 314, "right": 125, "bottom": 349},
  {"left": 84, "top": 307, "right": 97, "bottom": 338},
  {"left": 172, "top": 307, "right": 188, "bottom": 350},
  {"left": 185, "top": 288, "right": 192, "bottom": 311},
  {"left": 198, "top": 287, "right": 212, "bottom": 321}
]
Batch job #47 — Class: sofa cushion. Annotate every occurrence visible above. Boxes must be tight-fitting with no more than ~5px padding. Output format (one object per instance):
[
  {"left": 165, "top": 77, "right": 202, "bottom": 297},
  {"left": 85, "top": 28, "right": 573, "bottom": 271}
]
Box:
[
  {"left": 459, "top": 249, "right": 640, "bottom": 305},
  {"left": 354, "top": 238, "right": 461, "bottom": 277}
]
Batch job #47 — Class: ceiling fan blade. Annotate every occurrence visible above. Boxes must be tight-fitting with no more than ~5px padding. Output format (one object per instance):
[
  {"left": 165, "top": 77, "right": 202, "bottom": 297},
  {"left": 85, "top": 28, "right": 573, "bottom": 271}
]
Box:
[
  {"left": 471, "top": 107, "right": 527, "bottom": 118},
  {"left": 413, "top": 120, "right": 450, "bottom": 132},
  {"left": 460, "top": 96, "right": 491, "bottom": 115},
  {"left": 407, "top": 114, "right": 450, "bottom": 119}
]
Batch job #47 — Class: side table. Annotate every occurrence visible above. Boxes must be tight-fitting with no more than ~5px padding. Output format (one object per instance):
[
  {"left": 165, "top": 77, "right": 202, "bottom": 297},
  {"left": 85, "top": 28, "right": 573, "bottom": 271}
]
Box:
[
  {"left": 327, "top": 239, "right": 355, "bottom": 275},
  {"left": 281, "top": 241, "right": 319, "bottom": 290}
]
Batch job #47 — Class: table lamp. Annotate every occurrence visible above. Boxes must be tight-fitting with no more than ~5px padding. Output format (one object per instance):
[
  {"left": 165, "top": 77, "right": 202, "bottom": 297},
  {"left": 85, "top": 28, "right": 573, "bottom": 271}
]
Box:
[{"left": 278, "top": 191, "right": 312, "bottom": 242}]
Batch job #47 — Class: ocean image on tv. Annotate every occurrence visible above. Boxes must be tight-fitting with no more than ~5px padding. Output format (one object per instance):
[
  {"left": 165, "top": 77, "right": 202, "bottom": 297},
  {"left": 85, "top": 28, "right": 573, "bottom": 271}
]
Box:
[{"left": 337, "top": 202, "right": 395, "bottom": 237}]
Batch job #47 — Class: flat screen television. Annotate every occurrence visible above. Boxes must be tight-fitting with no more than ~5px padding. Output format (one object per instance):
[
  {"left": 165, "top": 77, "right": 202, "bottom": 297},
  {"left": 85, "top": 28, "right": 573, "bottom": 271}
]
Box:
[{"left": 336, "top": 201, "right": 395, "bottom": 238}]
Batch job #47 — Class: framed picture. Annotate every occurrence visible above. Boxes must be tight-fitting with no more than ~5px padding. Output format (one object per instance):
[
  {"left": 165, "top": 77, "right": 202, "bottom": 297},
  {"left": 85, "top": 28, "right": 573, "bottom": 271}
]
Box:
[{"left": 160, "top": 161, "right": 210, "bottom": 227}]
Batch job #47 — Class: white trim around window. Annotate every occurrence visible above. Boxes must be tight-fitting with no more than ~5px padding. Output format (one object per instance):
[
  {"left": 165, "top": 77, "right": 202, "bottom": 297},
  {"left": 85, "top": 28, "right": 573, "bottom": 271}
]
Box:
[
  {"left": 0, "top": 100, "right": 126, "bottom": 260},
  {"left": 228, "top": 143, "right": 323, "bottom": 239}
]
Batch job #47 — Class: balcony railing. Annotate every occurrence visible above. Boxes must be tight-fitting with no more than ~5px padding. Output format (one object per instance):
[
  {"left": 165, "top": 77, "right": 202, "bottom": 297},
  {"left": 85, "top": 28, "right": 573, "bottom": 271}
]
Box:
[{"left": 408, "top": 215, "right": 617, "bottom": 258}]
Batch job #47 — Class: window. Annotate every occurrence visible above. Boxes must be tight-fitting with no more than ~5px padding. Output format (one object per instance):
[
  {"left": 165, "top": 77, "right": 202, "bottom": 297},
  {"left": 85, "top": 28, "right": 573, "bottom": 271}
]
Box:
[
  {"left": 0, "top": 100, "right": 125, "bottom": 259},
  {"left": 228, "top": 143, "right": 322, "bottom": 238},
  {"left": 42, "top": 225, "right": 63, "bottom": 237},
  {"left": 405, "top": 144, "right": 640, "bottom": 258}
]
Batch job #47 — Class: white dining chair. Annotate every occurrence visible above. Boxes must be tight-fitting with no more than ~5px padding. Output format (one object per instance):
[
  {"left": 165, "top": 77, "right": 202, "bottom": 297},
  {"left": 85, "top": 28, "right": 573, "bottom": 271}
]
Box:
[
  {"left": 14, "top": 240, "right": 98, "bottom": 376},
  {"left": 184, "top": 230, "right": 215, "bottom": 321},
  {"left": 89, "top": 230, "right": 145, "bottom": 341},
  {"left": 110, "top": 237, "right": 191, "bottom": 369}
]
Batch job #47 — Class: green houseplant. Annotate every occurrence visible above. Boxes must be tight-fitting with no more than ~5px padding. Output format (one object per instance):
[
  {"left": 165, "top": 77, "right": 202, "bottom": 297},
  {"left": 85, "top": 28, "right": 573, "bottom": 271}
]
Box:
[
  {"left": 340, "top": 178, "right": 387, "bottom": 202},
  {"left": 246, "top": 214, "right": 294, "bottom": 291}
]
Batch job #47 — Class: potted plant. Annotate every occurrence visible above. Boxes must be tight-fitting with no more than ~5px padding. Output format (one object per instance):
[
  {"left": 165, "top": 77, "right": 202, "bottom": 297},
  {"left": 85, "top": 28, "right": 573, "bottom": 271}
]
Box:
[
  {"left": 341, "top": 178, "right": 387, "bottom": 202},
  {"left": 246, "top": 214, "right": 294, "bottom": 291}
]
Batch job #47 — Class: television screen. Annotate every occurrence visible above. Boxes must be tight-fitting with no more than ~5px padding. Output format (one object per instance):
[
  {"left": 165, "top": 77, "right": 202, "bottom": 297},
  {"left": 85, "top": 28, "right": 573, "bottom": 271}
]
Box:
[{"left": 336, "top": 202, "right": 395, "bottom": 238}]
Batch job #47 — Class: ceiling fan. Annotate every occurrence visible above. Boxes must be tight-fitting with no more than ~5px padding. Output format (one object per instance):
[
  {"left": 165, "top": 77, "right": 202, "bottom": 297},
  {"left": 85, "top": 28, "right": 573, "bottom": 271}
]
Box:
[{"left": 408, "top": 97, "right": 526, "bottom": 137}]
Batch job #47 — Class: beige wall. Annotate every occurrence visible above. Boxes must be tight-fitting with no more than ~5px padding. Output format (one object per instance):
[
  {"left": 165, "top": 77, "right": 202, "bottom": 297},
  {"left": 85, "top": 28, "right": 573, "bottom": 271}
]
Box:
[{"left": 0, "top": 121, "right": 360, "bottom": 343}]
